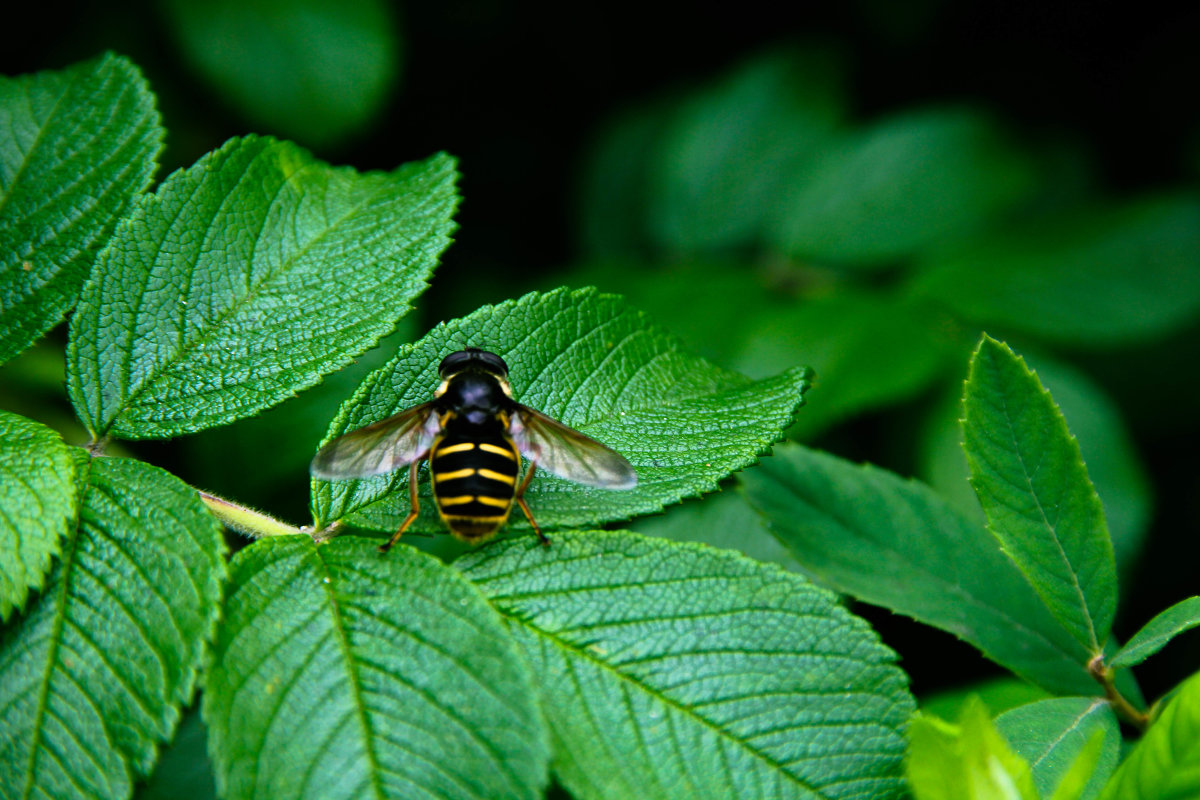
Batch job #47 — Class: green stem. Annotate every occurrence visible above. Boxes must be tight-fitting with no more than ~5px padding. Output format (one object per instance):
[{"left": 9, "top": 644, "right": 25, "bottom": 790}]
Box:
[
  {"left": 198, "top": 490, "right": 306, "bottom": 540},
  {"left": 1088, "top": 654, "right": 1150, "bottom": 733}
]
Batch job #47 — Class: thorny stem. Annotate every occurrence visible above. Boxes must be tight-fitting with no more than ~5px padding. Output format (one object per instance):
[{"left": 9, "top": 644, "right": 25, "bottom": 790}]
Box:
[
  {"left": 1088, "top": 654, "right": 1150, "bottom": 733},
  {"left": 198, "top": 490, "right": 307, "bottom": 540}
]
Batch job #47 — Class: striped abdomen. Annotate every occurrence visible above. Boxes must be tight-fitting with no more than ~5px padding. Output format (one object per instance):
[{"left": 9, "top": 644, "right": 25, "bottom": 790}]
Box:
[{"left": 429, "top": 430, "right": 521, "bottom": 540}]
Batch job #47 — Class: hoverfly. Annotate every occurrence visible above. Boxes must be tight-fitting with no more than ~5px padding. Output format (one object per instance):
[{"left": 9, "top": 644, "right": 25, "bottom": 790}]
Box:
[{"left": 311, "top": 348, "right": 637, "bottom": 551}]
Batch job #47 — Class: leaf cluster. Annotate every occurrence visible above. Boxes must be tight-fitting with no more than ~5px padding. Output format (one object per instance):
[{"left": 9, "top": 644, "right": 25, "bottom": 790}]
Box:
[
  {"left": 0, "top": 53, "right": 922, "bottom": 800},
  {"left": 4, "top": 46, "right": 1200, "bottom": 800}
]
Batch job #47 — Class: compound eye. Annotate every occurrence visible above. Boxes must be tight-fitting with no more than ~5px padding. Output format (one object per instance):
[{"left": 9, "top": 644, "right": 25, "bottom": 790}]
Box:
[
  {"left": 477, "top": 350, "right": 509, "bottom": 375},
  {"left": 438, "top": 348, "right": 509, "bottom": 377},
  {"left": 438, "top": 350, "right": 473, "bottom": 376}
]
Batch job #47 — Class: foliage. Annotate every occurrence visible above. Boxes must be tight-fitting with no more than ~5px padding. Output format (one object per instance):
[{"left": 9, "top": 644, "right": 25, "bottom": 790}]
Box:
[{"left": 3, "top": 22, "right": 1199, "bottom": 800}]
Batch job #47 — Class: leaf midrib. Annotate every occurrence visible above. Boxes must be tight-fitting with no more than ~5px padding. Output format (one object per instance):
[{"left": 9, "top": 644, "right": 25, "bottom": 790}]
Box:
[
  {"left": 0, "top": 60, "right": 90, "bottom": 220},
  {"left": 498, "top": 599, "right": 836, "bottom": 799},
  {"left": 112, "top": 151, "right": 441, "bottom": 433},
  {"left": 22, "top": 455, "right": 97, "bottom": 800},
  {"left": 989, "top": 364, "right": 1100, "bottom": 653}
]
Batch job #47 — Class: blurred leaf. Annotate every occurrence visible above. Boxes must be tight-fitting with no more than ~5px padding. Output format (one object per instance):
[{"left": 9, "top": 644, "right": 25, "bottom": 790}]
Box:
[
  {"left": 67, "top": 136, "right": 458, "bottom": 440},
  {"left": 647, "top": 46, "right": 846, "bottom": 252},
  {"left": 729, "top": 291, "right": 954, "bottom": 437},
  {"left": 743, "top": 443, "right": 1101, "bottom": 696},
  {"left": 577, "top": 103, "right": 674, "bottom": 257},
  {"left": 995, "top": 697, "right": 1120, "bottom": 800},
  {"left": 459, "top": 531, "right": 915, "bottom": 800},
  {"left": 770, "top": 107, "right": 1034, "bottom": 267},
  {"left": 0, "top": 411, "right": 76, "bottom": 620},
  {"left": 1098, "top": 669, "right": 1200, "bottom": 800},
  {"left": 627, "top": 483, "right": 804, "bottom": 572},
  {"left": 921, "top": 677, "right": 1052, "bottom": 720},
  {"left": 135, "top": 707, "right": 216, "bottom": 800},
  {"left": 913, "top": 193, "right": 1200, "bottom": 346},
  {"left": 565, "top": 259, "right": 775, "bottom": 365},
  {"left": 161, "top": 0, "right": 401, "bottom": 148},
  {"left": 312, "top": 287, "right": 812, "bottom": 537},
  {"left": 920, "top": 349, "right": 1151, "bottom": 577},
  {"left": 907, "top": 699, "right": 1038, "bottom": 800},
  {"left": 203, "top": 536, "right": 548, "bottom": 800},
  {"left": 0, "top": 456, "right": 226, "bottom": 799},
  {"left": 1048, "top": 731, "right": 1109, "bottom": 800},
  {"left": 962, "top": 336, "right": 1116, "bottom": 653},
  {"left": 1110, "top": 596, "right": 1200, "bottom": 669},
  {"left": 0, "top": 52, "right": 162, "bottom": 364}
]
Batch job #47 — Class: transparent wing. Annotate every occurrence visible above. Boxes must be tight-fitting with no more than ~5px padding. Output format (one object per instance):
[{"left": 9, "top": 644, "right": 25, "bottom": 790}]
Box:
[
  {"left": 310, "top": 402, "right": 440, "bottom": 480},
  {"left": 510, "top": 406, "right": 637, "bottom": 489}
]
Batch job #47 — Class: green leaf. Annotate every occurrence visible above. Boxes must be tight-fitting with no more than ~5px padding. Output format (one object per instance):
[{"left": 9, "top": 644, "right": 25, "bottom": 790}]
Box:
[
  {"left": 646, "top": 46, "right": 846, "bottom": 252},
  {"left": 458, "top": 531, "right": 915, "bottom": 800},
  {"left": 742, "top": 443, "right": 1099, "bottom": 696},
  {"left": 1048, "top": 730, "right": 1109, "bottom": 800},
  {"left": 161, "top": 0, "right": 401, "bottom": 148},
  {"left": 203, "top": 535, "right": 548, "bottom": 800},
  {"left": 66, "top": 136, "right": 458, "bottom": 439},
  {"left": 963, "top": 336, "right": 1117, "bottom": 653},
  {"left": 1098, "top": 669, "right": 1200, "bottom": 800},
  {"left": 907, "top": 699, "right": 1039, "bottom": 800},
  {"left": 565, "top": 259, "right": 776, "bottom": 366},
  {"left": 920, "top": 351, "right": 1151, "bottom": 578},
  {"left": 995, "top": 698, "right": 1120, "bottom": 800},
  {"left": 0, "top": 52, "right": 162, "bottom": 364},
  {"left": 0, "top": 411, "right": 77, "bottom": 619},
  {"left": 729, "top": 292, "right": 953, "bottom": 436},
  {"left": 628, "top": 485, "right": 805, "bottom": 573},
  {"left": 913, "top": 194, "right": 1200, "bottom": 346},
  {"left": 1110, "top": 596, "right": 1200, "bottom": 669},
  {"left": 312, "top": 287, "right": 812, "bottom": 536},
  {"left": 921, "top": 677, "right": 1052, "bottom": 721},
  {"left": 769, "top": 107, "right": 1034, "bottom": 266},
  {"left": 0, "top": 456, "right": 226, "bottom": 799}
]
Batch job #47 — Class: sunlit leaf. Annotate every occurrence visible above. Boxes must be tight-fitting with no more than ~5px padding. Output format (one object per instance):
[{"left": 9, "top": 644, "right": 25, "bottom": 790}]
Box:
[
  {"left": 1098, "top": 669, "right": 1200, "bottom": 800},
  {"left": 0, "top": 456, "right": 226, "bottom": 799},
  {"left": 906, "top": 699, "right": 1038, "bottom": 800},
  {"left": 459, "top": 532, "right": 915, "bottom": 800},
  {"left": 0, "top": 411, "right": 77, "bottom": 620},
  {"left": 312, "top": 287, "right": 812, "bottom": 537},
  {"left": 204, "top": 536, "right": 548, "bottom": 800},
  {"left": 67, "top": 136, "right": 457, "bottom": 439},
  {"left": 0, "top": 52, "right": 162, "bottom": 364}
]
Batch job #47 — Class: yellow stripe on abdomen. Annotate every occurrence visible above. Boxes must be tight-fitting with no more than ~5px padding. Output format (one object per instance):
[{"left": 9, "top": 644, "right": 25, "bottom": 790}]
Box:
[
  {"left": 436, "top": 442, "right": 477, "bottom": 455},
  {"left": 478, "top": 442, "right": 517, "bottom": 459},
  {"left": 477, "top": 468, "right": 516, "bottom": 485},
  {"left": 434, "top": 468, "right": 476, "bottom": 482}
]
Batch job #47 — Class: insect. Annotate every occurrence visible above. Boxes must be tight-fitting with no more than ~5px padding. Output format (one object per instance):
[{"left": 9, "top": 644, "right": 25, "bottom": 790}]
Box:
[{"left": 310, "top": 348, "right": 637, "bottom": 551}]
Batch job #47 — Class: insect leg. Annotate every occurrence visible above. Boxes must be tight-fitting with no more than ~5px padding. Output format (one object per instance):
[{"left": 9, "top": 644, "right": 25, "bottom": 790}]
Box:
[
  {"left": 379, "top": 456, "right": 425, "bottom": 553},
  {"left": 514, "top": 461, "right": 550, "bottom": 546}
]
